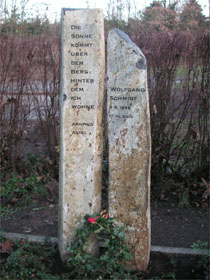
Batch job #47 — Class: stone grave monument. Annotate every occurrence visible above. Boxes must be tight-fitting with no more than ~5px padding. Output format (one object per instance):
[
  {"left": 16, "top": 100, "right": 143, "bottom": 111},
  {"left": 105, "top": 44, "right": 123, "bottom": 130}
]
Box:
[
  {"left": 107, "top": 29, "right": 151, "bottom": 271},
  {"left": 59, "top": 9, "right": 151, "bottom": 271},
  {"left": 59, "top": 8, "right": 105, "bottom": 259}
]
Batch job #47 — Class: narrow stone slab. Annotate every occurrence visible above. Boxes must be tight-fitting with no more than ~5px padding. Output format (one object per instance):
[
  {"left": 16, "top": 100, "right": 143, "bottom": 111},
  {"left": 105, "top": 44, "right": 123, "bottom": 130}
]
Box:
[
  {"left": 59, "top": 9, "right": 105, "bottom": 259},
  {"left": 107, "top": 28, "right": 151, "bottom": 271}
]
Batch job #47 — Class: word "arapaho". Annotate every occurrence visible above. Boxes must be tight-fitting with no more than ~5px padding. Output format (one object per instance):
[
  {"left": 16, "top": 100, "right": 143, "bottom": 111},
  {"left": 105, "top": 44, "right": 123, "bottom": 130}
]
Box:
[{"left": 72, "top": 122, "right": 93, "bottom": 126}]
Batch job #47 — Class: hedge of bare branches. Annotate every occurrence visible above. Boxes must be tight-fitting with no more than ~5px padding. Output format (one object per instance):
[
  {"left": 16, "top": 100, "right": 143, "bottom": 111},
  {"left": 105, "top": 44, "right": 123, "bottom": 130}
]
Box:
[
  {"left": 0, "top": 35, "right": 60, "bottom": 177},
  {"left": 132, "top": 28, "right": 209, "bottom": 205},
  {"left": 0, "top": 27, "right": 209, "bottom": 205}
]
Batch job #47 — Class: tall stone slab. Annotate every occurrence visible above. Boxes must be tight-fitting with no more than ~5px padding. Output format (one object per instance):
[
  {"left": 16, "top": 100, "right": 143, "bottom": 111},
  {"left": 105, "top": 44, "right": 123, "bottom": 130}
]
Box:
[
  {"left": 107, "top": 29, "right": 151, "bottom": 271},
  {"left": 59, "top": 9, "right": 105, "bottom": 259}
]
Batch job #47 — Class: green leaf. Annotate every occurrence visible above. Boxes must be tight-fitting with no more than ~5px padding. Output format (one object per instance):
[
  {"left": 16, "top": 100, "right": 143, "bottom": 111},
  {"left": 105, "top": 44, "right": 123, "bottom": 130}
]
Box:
[
  {"left": 103, "top": 239, "right": 110, "bottom": 247},
  {"left": 94, "top": 227, "right": 103, "bottom": 234},
  {"left": 66, "top": 211, "right": 132, "bottom": 279}
]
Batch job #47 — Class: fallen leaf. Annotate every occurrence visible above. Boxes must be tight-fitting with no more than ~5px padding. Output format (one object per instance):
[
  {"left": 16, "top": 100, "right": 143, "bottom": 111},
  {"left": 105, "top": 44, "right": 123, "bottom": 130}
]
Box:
[
  {"left": 0, "top": 240, "right": 12, "bottom": 252},
  {"left": 19, "top": 238, "right": 25, "bottom": 245},
  {"left": 11, "top": 197, "right": 18, "bottom": 203},
  {"left": 153, "top": 104, "right": 157, "bottom": 114},
  {"left": 36, "top": 176, "right": 43, "bottom": 182}
]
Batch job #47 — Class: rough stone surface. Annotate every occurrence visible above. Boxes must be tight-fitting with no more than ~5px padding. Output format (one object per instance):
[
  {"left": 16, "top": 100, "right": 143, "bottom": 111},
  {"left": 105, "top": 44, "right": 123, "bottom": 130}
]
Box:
[
  {"left": 59, "top": 9, "right": 105, "bottom": 259},
  {"left": 107, "top": 28, "right": 151, "bottom": 271}
]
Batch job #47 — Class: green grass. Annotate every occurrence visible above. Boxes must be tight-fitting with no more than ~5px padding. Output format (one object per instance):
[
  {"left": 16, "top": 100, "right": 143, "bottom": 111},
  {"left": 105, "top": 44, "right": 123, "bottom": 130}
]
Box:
[
  {"left": 1, "top": 236, "right": 208, "bottom": 279},
  {"left": 0, "top": 173, "right": 48, "bottom": 219}
]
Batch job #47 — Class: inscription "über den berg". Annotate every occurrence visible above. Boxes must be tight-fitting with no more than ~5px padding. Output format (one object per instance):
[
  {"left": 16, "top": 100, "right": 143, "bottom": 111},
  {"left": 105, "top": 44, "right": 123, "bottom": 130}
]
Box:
[{"left": 69, "top": 24, "right": 95, "bottom": 136}]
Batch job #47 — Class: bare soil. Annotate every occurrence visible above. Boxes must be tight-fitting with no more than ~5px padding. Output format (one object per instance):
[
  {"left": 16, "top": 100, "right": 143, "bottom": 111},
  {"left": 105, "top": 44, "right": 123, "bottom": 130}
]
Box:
[
  {"left": 1, "top": 199, "right": 209, "bottom": 248},
  {"left": 1, "top": 122, "right": 209, "bottom": 249},
  {"left": 151, "top": 201, "right": 209, "bottom": 248}
]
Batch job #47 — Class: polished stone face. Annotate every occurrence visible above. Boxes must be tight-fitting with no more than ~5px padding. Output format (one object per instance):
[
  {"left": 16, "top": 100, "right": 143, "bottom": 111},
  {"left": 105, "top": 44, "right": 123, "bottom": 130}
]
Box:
[
  {"left": 59, "top": 8, "right": 105, "bottom": 260},
  {"left": 107, "top": 28, "right": 151, "bottom": 271}
]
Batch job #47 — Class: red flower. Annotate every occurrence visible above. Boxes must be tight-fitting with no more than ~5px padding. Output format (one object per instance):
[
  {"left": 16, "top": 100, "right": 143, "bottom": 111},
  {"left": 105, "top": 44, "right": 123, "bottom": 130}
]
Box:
[{"left": 87, "top": 217, "right": 96, "bottom": 224}]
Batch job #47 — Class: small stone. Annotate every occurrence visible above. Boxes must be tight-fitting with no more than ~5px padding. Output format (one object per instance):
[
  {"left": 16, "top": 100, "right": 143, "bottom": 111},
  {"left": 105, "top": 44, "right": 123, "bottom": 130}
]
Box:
[
  {"left": 22, "top": 227, "right": 32, "bottom": 233},
  {"left": 49, "top": 204, "right": 55, "bottom": 208},
  {"left": 44, "top": 220, "right": 54, "bottom": 225}
]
